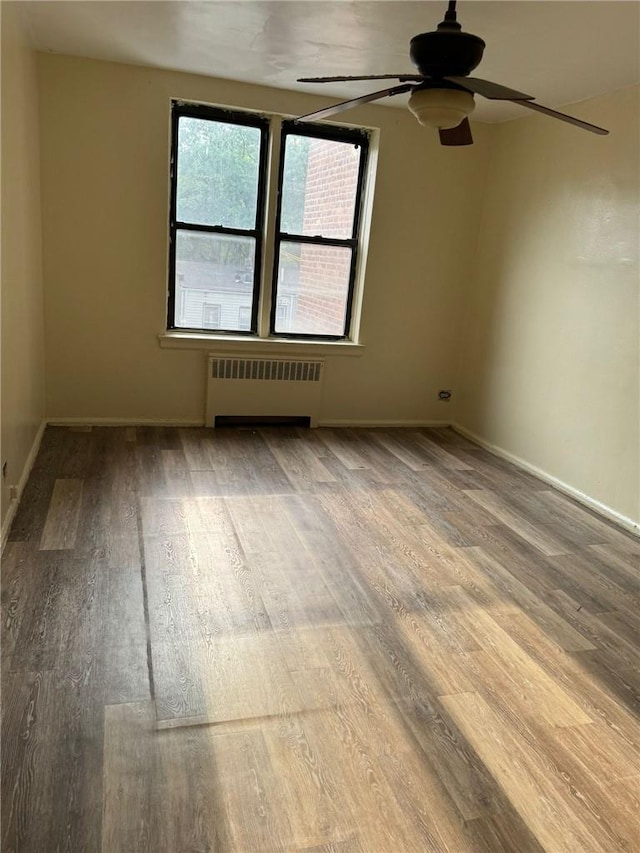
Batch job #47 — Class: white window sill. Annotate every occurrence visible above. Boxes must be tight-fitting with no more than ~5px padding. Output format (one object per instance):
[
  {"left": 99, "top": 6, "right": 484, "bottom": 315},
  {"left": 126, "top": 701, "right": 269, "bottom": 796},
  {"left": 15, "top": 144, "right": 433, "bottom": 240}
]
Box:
[{"left": 158, "top": 332, "right": 365, "bottom": 357}]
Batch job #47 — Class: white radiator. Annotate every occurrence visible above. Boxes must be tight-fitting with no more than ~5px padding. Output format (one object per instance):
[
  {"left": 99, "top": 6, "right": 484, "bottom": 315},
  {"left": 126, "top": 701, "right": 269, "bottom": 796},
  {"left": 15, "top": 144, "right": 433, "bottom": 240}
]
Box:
[{"left": 205, "top": 355, "right": 325, "bottom": 427}]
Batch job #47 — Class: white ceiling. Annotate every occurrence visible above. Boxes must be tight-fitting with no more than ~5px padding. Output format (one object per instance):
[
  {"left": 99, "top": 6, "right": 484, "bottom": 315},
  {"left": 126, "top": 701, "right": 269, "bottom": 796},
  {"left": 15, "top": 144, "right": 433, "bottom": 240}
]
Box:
[{"left": 22, "top": 1, "right": 640, "bottom": 122}]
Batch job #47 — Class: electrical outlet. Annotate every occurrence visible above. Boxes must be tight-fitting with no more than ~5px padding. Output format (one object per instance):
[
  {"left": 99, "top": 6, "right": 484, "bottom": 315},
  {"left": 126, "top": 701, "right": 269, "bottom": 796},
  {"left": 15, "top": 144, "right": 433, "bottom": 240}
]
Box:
[
  {"left": 9, "top": 485, "right": 18, "bottom": 500},
  {"left": 438, "top": 390, "right": 452, "bottom": 401}
]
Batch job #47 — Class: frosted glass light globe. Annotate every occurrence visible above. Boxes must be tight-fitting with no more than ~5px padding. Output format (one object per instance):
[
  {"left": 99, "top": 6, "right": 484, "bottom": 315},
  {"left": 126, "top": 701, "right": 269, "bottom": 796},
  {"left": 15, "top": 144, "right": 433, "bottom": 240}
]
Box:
[{"left": 408, "top": 88, "right": 475, "bottom": 129}]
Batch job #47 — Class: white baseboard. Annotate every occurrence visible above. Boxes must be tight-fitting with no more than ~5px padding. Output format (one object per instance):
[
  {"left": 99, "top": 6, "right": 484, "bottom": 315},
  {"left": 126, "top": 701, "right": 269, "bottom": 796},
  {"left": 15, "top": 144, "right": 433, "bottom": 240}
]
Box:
[
  {"left": 4, "top": 417, "right": 636, "bottom": 546},
  {"left": 48, "top": 417, "right": 447, "bottom": 429},
  {"left": 46, "top": 417, "right": 205, "bottom": 427},
  {"left": 1, "top": 419, "right": 47, "bottom": 552},
  {"left": 452, "top": 423, "right": 640, "bottom": 537},
  {"left": 317, "top": 419, "right": 451, "bottom": 428}
]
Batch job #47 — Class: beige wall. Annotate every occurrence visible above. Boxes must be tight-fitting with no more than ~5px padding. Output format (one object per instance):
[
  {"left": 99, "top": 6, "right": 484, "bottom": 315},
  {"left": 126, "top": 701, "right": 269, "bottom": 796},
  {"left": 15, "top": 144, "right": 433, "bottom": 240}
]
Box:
[
  {"left": 37, "top": 54, "right": 492, "bottom": 425},
  {"left": 456, "top": 86, "right": 640, "bottom": 526},
  {"left": 1, "top": 4, "right": 46, "bottom": 534},
  {"left": 29, "top": 52, "right": 640, "bottom": 526}
]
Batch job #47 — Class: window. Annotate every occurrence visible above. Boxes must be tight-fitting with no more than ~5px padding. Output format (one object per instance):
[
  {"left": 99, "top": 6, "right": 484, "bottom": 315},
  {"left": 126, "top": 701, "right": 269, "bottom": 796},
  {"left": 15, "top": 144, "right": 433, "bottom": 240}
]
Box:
[
  {"left": 169, "top": 103, "right": 268, "bottom": 334},
  {"left": 168, "top": 102, "right": 370, "bottom": 341},
  {"left": 272, "top": 122, "right": 368, "bottom": 338},
  {"left": 202, "top": 304, "right": 221, "bottom": 329},
  {"left": 237, "top": 306, "right": 251, "bottom": 330},
  {"left": 275, "top": 296, "right": 293, "bottom": 331}
]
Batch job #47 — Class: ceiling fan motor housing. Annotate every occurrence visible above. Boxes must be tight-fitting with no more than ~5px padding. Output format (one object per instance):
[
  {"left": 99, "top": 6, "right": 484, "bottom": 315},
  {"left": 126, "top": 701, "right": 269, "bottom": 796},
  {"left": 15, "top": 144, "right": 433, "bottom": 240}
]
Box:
[{"left": 409, "top": 29, "right": 485, "bottom": 78}]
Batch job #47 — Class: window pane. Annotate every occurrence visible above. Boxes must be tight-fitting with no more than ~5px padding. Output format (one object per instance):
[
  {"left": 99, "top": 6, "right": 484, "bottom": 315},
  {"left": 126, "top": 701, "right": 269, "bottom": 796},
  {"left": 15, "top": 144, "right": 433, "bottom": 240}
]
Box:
[
  {"left": 280, "top": 135, "right": 361, "bottom": 239},
  {"left": 238, "top": 307, "right": 251, "bottom": 330},
  {"left": 202, "top": 304, "right": 221, "bottom": 329},
  {"left": 175, "top": 231, "right": 255, "bottom": 331},
  {"left": 176, "top": 117, "right": 262, "bottom": 229},
  {"left": 275, "top": 241, "right": 352, "bottom": 336}
]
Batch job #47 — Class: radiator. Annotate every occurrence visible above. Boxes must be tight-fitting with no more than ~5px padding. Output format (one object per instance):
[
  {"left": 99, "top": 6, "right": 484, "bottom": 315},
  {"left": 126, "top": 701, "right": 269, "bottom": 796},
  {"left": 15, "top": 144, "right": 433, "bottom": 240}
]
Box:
[{"left": 205, "top": 355, "right": 325, "bottom": 427}]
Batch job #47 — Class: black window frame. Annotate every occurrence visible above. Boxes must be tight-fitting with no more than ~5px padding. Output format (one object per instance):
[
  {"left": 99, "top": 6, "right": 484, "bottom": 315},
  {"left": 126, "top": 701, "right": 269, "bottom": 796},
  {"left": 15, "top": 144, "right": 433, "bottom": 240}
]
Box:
[
  {"left": 167, "top": 101, "right": 270, "bottom": 335},
  {"left": 167, "top": 103, "right": 371, "bottom": 341},
  {"left": 270, "top": 120, "right": 370, "bottom": 340}
]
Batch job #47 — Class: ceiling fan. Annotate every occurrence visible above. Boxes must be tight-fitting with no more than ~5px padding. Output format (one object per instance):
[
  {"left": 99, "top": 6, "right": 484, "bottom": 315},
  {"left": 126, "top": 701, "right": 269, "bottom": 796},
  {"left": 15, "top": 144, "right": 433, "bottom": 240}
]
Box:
[{"left": 294, "top": 0, "right": 609, "bottom": 145}]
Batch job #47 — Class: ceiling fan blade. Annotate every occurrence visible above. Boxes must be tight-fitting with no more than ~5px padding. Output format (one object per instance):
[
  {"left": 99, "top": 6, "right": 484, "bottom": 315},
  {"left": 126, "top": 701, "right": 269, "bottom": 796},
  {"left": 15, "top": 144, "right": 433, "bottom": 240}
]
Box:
[
  {"left": 509, "top": 100, "right": 609, "bottom": 135},
  {"left": 446, "top": 76, "right": 534, "bottom": 101},
  {"left": 294, "top": 84, "right": 414, "bottom": 122},
  {"left": 298, "top": 74, "right": 424, "bottom": 83},
  {"left": 439, "top": 117, "right": 473, "bottom": 146}
]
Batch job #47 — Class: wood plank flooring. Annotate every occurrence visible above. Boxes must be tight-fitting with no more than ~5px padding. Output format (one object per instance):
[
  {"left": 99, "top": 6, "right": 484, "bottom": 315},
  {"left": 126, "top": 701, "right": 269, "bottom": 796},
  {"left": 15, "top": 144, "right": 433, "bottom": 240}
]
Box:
[{"left": 2, "top": 425, "right": 639, "bottom": 852}]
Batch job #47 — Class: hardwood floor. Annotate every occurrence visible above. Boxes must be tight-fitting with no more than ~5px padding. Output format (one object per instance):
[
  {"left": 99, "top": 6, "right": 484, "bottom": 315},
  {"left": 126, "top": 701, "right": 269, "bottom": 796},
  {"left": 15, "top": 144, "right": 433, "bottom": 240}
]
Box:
[{"left": 2, "top": 425, "right": 639, "bottom": 852}]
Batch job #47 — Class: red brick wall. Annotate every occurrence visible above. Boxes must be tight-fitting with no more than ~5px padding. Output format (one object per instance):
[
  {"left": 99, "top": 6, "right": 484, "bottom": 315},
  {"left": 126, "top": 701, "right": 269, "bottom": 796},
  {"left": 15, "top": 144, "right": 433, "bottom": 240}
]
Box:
[{"left": 294, "top": 139, "right": 359, "bottom": 335}]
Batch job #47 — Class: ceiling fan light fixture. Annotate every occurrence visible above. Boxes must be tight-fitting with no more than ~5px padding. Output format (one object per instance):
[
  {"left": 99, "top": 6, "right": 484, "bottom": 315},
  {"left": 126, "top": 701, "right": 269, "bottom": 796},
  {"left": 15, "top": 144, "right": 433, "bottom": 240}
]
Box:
[
  {"left": 408, "top": 87, "right": 475, "bottom": 129},
  {"left": 295, "top": 1, "right": 609, "bottom": 139}
]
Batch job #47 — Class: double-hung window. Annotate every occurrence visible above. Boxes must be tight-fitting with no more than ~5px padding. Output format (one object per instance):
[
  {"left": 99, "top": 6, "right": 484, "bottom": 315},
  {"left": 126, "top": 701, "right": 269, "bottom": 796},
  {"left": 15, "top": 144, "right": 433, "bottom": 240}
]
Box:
[
  {"left": 169, "top": 104, "right": 268, "bottom": 334},
  {"left": 168, "top": 101, "right": 370, "bottom": 341},
  {"left": 272, "top": 121, "right": 369, "bottom": 338}
]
